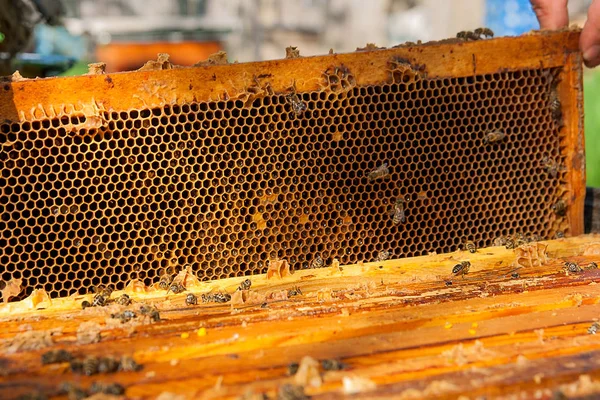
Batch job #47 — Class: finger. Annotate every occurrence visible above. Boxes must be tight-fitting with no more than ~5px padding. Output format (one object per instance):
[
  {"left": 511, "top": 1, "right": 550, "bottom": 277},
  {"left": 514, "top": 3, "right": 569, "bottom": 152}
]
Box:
[
  {"left": 581, "top": 0, "right": 600, "bottom": 67},
  {"left": 530, "top": 0, "right": 569, "bottom": 29}
]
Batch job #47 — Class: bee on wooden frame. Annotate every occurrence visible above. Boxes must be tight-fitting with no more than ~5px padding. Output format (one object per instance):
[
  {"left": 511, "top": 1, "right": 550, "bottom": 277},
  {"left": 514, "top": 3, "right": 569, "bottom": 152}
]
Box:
[{"left": 452, "top": 261, "right": 471, "bottom": 278}]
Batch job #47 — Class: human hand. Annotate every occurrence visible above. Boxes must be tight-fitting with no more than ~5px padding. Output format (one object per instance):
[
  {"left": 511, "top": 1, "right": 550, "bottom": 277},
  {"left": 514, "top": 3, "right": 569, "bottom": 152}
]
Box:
[{"left": 531, "top": 0, "right": 600, "bottom": 67}]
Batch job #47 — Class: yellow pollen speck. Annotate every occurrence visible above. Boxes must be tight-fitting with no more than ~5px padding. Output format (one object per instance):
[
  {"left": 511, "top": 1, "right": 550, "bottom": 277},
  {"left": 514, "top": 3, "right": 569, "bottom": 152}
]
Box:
[
  {"left": 197, "top": 327, "right": 207, "bottom": 337},
  {"left": 471, "top": 322, "right": 478, "bottom": 328},
  {"left": 469, "top": 329, "right": 477, "bottom": 335},
  {"left": 181, "top": 332, "right": 189, "bottom": 339},
  {"left": 444, "top": 321, "right": 453, "bottom": 329}
]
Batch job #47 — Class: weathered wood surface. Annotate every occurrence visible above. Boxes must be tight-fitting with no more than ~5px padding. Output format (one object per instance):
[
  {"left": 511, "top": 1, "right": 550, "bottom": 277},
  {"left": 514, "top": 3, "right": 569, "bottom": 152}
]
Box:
[{"left": 1, "top": 235, "right": 600, "bottom": 399}]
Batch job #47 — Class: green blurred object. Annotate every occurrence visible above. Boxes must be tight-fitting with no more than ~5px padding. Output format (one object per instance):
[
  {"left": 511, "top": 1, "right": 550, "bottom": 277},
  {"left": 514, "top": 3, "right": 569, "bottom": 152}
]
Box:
[
  {"left": 585, "top": 70, "right": 600, "bottom": 188},
  {"left": 0, "top": 32, "right": 4, "bottom": 43},
  {"left": 59, "top": 61, "right": 89, "bottom": 77}
]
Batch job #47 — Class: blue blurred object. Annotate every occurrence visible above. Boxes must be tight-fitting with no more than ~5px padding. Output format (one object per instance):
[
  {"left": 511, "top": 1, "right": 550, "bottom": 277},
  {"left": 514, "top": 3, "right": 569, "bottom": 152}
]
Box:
[
  {"left": 34, "top": 24, "right": 86, "bottom": 60},
  {"left": 485, "top": 0, "right": 539, "bottom": 36}
]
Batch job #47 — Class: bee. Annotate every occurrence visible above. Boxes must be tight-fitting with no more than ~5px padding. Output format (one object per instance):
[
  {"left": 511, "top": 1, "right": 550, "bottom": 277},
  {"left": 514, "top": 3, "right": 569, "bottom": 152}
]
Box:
[
  {"left": 81, "top": 300, "right": 91, "bottom": 309},
  {"left": 286, "top": 93, "right": 307, "bottom": 117},
  {"left": 511, "top": 272, "right": 520, "bottom": 279},
  {"left": 321, "top": 359, "right": 345, "bottom": 371},
  {"left": 58, "top": 382, "right": 87, "bottom": 400},
  {"left": 158, "top": 272, "right": 174, "bottom": 290},
  {"left": 201, "top": 294, "right": 213, "bottom": 303},
  {"left": 368, "top": 162, "right": 390, "bottom": 182},
  {"left": 555, "top": 231, "right": 565, "bottom": 239},
  {"left": 456, "top": 30, "right": 480, "bottom": 40},
  {"left": 541, "top": 156, "right": 565, "bottom": 179},
  {"left": 116, "top": 293, "right": 131, "bottom": 306},
  {"left": 111, "top": 310, "right": 137, "bottom": 323},
  {"left": 552, "top": 200, "right": 567, "bottom": 217},
  {"left": 504, "top": 237, "right": 516, "bottom": 250},
  {"left": 17, "top": 391, "right": 48, "bottom": 400},
  {"left": 483, "top": 130, "right": 506, "bottom": 144},
  {"left": 310, "top": 254, "right": 324, "bottom": 269},
  {"left": 452, "top": 261, "right": 471, "bottom": 278},
  {"left": 563, "top": 261, "right": 583, "bottom": 274},
  {"left": 474, "top": 27, "right": 494, "bottom": 38},
  {"left": 168, "top": 282, "right": 186, "bottom": 294},
  {"left": 69, "top": 359, "right": 84, "bottom": 374},
  {"left": 549, "top": 90, "right": 562, "bottom": 121},
  {"left": 82, "top": 356, "right": 100, "bottom": 376},
  {"left": 97, "top": 357, "right": 120, "bottom": 374},
  {"left": 277, "top": 384, "right": 309, "bottom": 400},
  {"left": 445, "top": 280, "right": 453, "bottom": 286},
  {"left": 92, "top": 293, "right": 108, "bottom": 307},
  {"left": 213, "top": 292, "right": 231, "bottom": 303},
  {"left": 287, "top": 362, "right": 299, "bottom": 376},
  {"left": 464, "top": 241, "right": 477, "bottom": 253},
  {"left": 388, "top": 195, "right": 407, "bottom": 225},
  {"left": 493, "top": 236, "right": 507, "bottom": 247},
  {"left": 41, "top": 349, "right": 73, "bottom": 365},
  {"left": 185, "top": 293, "right": 198, "bottom": 306},
  {"left": 91, "top": 285, "right": 113, "bottom": 307},
  {"left": 586, "top": 262, "right": 598, "bottom": 270},
  {"left": 588, "top": 322, "right": 600, "bottom": 335},
  {"left": 288, "top": 286, "right": 302, "bottom": 297},
  {"left": 140, "top": 305, "right": 160, "bottom": 322},
  {"left": 375, "top": 250, "right": 391, "bottom": 262},
  {"left": 119, "top": 355, "right": 142, "bottom": 372},
  {"left": 238, "top": 279, "right": 252, "bottom": 291},
  {"left": 89, "top": 382, "right": 125, "bottom": 396}
]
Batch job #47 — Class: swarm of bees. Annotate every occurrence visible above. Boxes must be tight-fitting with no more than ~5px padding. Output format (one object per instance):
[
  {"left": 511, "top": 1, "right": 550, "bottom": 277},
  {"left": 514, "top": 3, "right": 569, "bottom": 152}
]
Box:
[
  {"left": 588, "top": 322, "right": 600, "bottom": 335},
  {"left": 389, "top": 195, "right": 406, "bottom": 225},
  {"left": 368, "top": 162, "right": 390, "bottom": 182},
  {"left": 237, "top": 279, "right": 252, "bottom": 291},
  {"left": 464, "top": 241, "right": 477, "bottom": 253},
  {"left": 563, "top": 261, "right": 583, "bottom": 274},
  {"left": 41, "top": 349, "right": 73, "bottom": 365},
  {"left": 185, "top": 293, "right": 198, "bottom": 306},
  {"left": 456, "top": 27, "right": 494, "bottom": 40},
  {"left": 69, "top": 354, "right": 142, "bottom": 376},
  {"left": 310, "top": 254, "right": 324, "bottom": 269},
  {"left": 375, "top": 250, "right": 392, "bottom": 262},
  {"left": 452, "top": 261, "right": 471, "bottom": 278},
  {"left": 483, "top": 130, "right": 507, "bottom": 145},
  {"left": 287, "top": 286, "right": 302, "bottom": 297},
  {"left": 140, "top": 305, "right": 160, "bottom": 322},
  {"left": 201, "top": 293, "right": 232, "bottom": 303}
]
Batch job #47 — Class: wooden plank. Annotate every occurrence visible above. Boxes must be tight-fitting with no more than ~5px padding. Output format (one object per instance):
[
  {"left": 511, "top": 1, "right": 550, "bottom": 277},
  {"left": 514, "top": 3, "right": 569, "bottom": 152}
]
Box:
[
  {"left": 0, "top": 29, "right": 581, "bottom": 123},
  {"left": 1, "top": 235, "right": 600, "bottom": 399}
]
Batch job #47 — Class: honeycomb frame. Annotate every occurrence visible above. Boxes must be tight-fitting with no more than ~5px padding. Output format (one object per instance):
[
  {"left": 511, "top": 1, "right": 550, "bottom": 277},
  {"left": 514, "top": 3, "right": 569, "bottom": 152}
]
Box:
[{"left": 0, "top": 29, "right": 585, "bottom": 299}]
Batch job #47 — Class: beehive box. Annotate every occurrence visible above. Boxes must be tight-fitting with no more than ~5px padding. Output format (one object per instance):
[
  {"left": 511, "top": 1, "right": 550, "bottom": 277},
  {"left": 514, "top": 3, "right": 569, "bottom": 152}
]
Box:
[{"left": 1, "top": 29, "right": 600, "bottom": 400}]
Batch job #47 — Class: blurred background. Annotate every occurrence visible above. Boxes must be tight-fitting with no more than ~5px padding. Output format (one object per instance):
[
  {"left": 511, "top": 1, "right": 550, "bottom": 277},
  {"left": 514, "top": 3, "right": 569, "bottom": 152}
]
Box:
[{"left": 0, "top": 0, "right": 598, "bottom": 186}]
